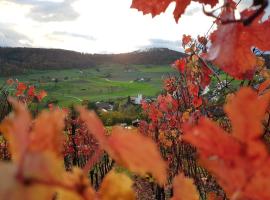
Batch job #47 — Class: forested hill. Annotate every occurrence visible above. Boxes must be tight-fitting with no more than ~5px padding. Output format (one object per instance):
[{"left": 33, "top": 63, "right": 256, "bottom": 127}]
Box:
[{"left": 0, "top": 47, "right": 185, "bottom": 76}]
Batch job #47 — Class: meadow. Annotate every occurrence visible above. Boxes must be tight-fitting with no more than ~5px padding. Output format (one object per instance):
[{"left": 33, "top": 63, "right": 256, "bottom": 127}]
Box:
[{"left": 0, "top": 64, "right": 176, "bottom": 106}]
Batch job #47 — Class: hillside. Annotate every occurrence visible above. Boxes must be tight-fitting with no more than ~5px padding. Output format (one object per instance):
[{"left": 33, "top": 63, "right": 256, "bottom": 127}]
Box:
[{"left": 0, "top": 47, "right": 185, "bottom": 76}]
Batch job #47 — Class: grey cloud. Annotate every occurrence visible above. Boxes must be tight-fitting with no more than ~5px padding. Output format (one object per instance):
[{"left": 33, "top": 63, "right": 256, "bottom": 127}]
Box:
[
  {"left": 140, "top": 39, "right": 183, "bottom": 52},
  {"left": 0, "top": 24, "right": 32, "bottom": 47},
  {"left": 8, "top": 0, "right": 79, "bottom": 22},
  {"left": 52, "top": 31, "right": 96, "bottom": 41}
]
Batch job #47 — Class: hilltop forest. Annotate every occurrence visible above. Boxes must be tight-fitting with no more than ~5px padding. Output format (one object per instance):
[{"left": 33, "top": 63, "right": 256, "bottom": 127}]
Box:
[{"left": 0, "top": 47, "right": 184, "bottom": 76}]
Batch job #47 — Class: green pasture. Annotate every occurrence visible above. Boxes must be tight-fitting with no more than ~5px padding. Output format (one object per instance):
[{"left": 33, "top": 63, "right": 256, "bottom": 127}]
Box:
[{"left": 0, "top": 65, "right": 176, "bottom": 106}]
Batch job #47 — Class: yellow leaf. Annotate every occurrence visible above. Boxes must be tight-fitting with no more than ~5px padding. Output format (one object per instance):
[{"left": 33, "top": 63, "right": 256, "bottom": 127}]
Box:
[
  {"left": 99, "top": 171, "right": 135, "bottom": 200},
  {"left": 58, "top": 168, "right": 96, "bottom": 200},
  {"left": 171, "top": 173, "right": 199, "bottom": 200},
  {"left": 0, "top": 162, "right": 55, "bottom": 200}
]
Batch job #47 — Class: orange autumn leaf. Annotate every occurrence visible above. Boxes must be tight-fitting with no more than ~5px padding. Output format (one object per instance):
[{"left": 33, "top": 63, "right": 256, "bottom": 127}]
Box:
[
  {"left": 131, "top": 0, "right": 218, "bottom": 23},
  {"left": 184, "top": 87, "right": 270, "bottom": 200},
  {"left": 0, "top": 100, "right": 99, "bottom": 200},
  {"left": 0, "top": 98, "right": 31, "bottom": 162},
  {"left": 99, "top": 171, "right": 135, "bottom": 200},
  {"left": 16, "top": 82, "right": 27, "bottom": 96},
  {"left": 78, "top": 108, "right": 167, "bottom": 185},
  {"left": 258, "top": 79, "right": 270, "bottom": 95},
  {"left": 22, "top": 152, "right": 65, "bottom": 184},
  {"left": 206, "top": 10, "right": 270, "bottom": 79},
  {"left": 171, "top": 173, "right": 199, "bottom": 200},
  {"left": 78, "top": 109, "right": 107, "bottom": 147},
  {"left": 184, "top": 118, "right": 245, "bottom": 194},
  {"left": 0, "top": 98, "right": 66, "bottom": 159},
  {"left": 0, "top": 100, "right": 80, "bottom": 200},
  {"left": 29, "top": 109, "right": 66, "bottom": 157},
  {"left": 58, "top": 168, "right": 96, "bottom": 200},
  {"left": 224, "top": 87, "right": 270, "bottom": 143},
  {"left": 0, "top": 162, "right": 56, "bottom": 200},
  {"left": 36, "top": 90, "right": 47, "bottom": 101},
  {"left": 108, "top": 126, "right": 167, "bottom": 185}
]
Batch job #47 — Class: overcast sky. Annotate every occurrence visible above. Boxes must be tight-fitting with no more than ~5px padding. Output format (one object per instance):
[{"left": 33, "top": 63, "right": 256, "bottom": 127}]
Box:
[{"left": 0, "top": 0, "right": 266, "bottom": 53}]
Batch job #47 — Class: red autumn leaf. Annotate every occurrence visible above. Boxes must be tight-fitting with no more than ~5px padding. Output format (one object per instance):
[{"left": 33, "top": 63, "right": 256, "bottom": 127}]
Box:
[
  {"left": 17, "top": 82, "right": 27, "bottom": 91},
  {"left": 197, "top": 35, "right": 207, "bottom": 46},
  {"left": 192, "top": 96, "right": 203, "bottom": 108},
  {"left": 16, "top": 82, "right": 27, "bottom": 96},
  {"left": 174, "top": 58, "right": 186, "bottom": 73},
  {"left": 206, "top": 9, "right": 270, "bottom": 79},
  {"left": 163, "top": 77, "right": 177, "bottom": 93},
  {"left": 131, "top": 0, "right": 218, "bottom": 22},
  {"left": 188, "top": 84, "right": 199, "bottom": 97},
  {"left": 171, "top": 173, "right": 199, "bottom": 200},
  {"left": 27, "top": 86, "right": 36, "bottom": 97},
  {"left": 36, "top": 90, "right": 47, "bottom": 101},
  {"left": 157, "top": 94, "right": 178, "bottom": 113},
  {"left": 201, "top": 65, "right": 212, "bottom": 88},
  {"left": 184, "top": 87, "right": 270, "bottom": 199},
  {"left": 182, "top": 34, "right": 192, "bottom": 46}
]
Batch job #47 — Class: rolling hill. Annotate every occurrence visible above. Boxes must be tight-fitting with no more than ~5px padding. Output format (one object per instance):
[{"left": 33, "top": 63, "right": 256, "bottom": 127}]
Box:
[{"left": 0, "top": 47, "right": 185, "bottom": 76}]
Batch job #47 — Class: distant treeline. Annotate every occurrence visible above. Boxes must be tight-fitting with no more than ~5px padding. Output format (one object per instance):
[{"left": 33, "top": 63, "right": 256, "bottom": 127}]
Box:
[{"left": 0, "top": 47, "right": 185, "bottom": 76}]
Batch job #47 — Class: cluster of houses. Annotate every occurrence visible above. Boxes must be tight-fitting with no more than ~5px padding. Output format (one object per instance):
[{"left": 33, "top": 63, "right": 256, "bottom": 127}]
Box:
[
  {"left": 94, "top": 94, "right": 153, "bottom": 128},
  {"left": 95, "top": 94, "right": 144, "bottom": 113}
]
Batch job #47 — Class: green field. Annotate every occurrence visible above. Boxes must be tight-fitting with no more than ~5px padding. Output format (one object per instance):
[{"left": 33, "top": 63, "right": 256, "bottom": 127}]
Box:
[{"left": 1, "top": 65, "right": 176, "bottom": 106}]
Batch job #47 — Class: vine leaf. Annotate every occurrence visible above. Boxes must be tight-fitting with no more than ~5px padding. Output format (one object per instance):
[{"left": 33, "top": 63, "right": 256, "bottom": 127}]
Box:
[
  {"left": 184, "top": 87, "right": 270, "bottom": 199},
  {"left": 171, "top": 173, "right": 199, "bottom": 200},
  {"left": 99, "top": 171, "right": 135, "bottom": 200},
  {"left": 0, "top": 100, "right": 81, "bottom": 200},
  {"left": 206, "top": 9, "right": 270, "bottom": 79},
  {"left": 79, "top": 108, "right": 167, "bottom": 185},
  {"left": 131, "top": 0, "right": 218, "bottom": 22},
  {"left": 0, "top": 98, "right": 31, "bottom": 162}
]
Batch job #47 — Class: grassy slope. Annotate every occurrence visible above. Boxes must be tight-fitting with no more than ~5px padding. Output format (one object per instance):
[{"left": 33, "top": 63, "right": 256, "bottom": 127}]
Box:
[{"left": 0, "top": 65, "right": 176, "bottom": 106}]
